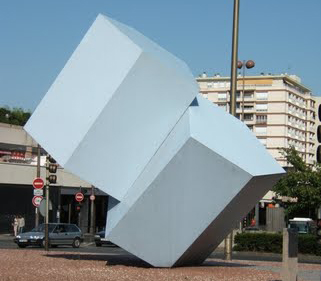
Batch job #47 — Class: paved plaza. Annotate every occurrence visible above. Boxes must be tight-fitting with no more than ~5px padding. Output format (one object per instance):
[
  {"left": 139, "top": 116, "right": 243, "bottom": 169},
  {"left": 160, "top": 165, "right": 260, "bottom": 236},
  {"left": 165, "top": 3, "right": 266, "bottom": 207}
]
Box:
[{"left": 1, "top": 247, "right": 321, "bottom": 281}]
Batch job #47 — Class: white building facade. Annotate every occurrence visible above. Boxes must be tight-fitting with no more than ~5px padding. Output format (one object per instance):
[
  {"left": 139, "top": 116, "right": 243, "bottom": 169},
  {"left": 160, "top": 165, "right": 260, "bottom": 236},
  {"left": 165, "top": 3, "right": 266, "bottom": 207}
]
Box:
[{"left": 197, "top": 74, "right": 317, "bottom": 167}]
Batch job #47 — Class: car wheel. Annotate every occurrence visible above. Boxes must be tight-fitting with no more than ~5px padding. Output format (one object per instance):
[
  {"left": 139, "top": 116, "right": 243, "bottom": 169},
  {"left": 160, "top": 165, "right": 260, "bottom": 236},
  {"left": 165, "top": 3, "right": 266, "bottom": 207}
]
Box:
[
  {"left": 17, "top": 244, "right": 26, "bottom": 248},
  {"left": 95, "top": 242, "right": 102, "bottom": 247},
  {"left": 72, "top": 238, "right": 81, "bottom": 248}
]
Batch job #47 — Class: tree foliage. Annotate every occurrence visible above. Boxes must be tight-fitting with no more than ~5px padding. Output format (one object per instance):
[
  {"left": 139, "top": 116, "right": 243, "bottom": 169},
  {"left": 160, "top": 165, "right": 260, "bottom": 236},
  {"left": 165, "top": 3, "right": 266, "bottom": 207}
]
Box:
[
  {"left": 273, "top": 146, "right": 321, "bottom": 219},
  {"left": 0, "top": 106, "right": 31, "bottom": 126}
]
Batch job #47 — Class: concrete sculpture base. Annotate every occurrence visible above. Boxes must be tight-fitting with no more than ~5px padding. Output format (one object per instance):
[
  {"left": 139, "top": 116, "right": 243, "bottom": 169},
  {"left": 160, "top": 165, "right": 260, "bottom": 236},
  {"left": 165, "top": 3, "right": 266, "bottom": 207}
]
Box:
[{"left": 25, "top": 14, "right": 285, "bottom": 267}]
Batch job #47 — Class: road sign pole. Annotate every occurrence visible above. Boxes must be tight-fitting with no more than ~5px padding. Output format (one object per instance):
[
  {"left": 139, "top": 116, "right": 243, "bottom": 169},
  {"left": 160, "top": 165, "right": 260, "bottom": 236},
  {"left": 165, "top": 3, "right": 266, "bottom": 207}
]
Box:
[
  {"left": 45, "top": 155, "right": 49, "bottom": 252},
  {"left": 75, "top": 190, "right": 84, "bottom": 229},
  {"left": 90, "top": 186, "right": 95, "bottom": 235},
  {"left": 35, "top": 144, "right": 41, "bottom": 228}
]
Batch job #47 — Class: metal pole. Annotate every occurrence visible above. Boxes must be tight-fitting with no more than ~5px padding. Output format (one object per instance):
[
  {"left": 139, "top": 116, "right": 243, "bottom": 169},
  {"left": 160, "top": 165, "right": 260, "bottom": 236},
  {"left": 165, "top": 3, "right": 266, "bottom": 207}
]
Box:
[
  {"left": 225, "top": 0, "right": 240, "bottom": 261},
  {"left": 78, "top": 187, "right": 81, "bottom": 229},
  {"left": 241, "top": 61, "right": 245, "bottom": 121},
  {"left": 90, "top": 186, "right": 95, "bottom": 235},
  {"left": 68, "top": 203, "right": 71, "bottom": 224},
  {"left": 255, "top": 203, "right": 259, "bottom": 228},
  {"left": 45, "top": 155, "right": 49, "bottom": 251},
  {"left": 229, "top": 0, "right": 240, "bottom": 116},
  {"left": 35, "top": 144, "right": 41, "bottom": 228},
  {"left": 57, "top": 186, "right": 61, "bottom": 223}
]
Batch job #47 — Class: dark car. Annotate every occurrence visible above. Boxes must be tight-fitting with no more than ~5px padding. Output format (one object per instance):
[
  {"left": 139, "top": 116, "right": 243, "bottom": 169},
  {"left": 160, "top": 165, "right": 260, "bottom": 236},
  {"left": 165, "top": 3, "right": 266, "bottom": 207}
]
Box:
[
  {"left": 14, "top": 223, "right": 83, "bottom": 248},
  {"left": 94, "top": 230, "right": 115, "bottom": 247}
]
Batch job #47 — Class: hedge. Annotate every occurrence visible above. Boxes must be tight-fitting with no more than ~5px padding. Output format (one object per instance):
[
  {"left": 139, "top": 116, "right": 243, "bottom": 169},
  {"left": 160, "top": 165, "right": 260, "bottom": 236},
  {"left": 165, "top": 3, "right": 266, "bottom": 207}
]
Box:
[{"left": 233, "top": 232, "right": 321, "bottom": 256}]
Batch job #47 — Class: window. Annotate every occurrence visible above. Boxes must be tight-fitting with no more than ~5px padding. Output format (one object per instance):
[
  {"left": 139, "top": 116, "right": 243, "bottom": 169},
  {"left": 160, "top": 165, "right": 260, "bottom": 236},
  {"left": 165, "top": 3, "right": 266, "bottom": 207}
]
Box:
[
  {"left": 256, "top": 115, "right": 267, "bottom": 124},
  {"left": 244, "top": 114, "right": 254, "bottom": 121},
  {"left": 218, "top": 93, "right": 227, "bottom": 100},
  {"left": 244, "top": 105, "right": 254, "bottom": 111},
  {"left": 66, "top": 225, "right": 80, "bottom": 233},
  {"left": 256, "top": 104, "right": 268, "bottom": 112},
  {"left": 256, "top": 92, "right": 268, "bottom": 100},
  {"left": 244, "top": 91, "right": 254, "bottom": 99},
  {"left": 56, "top": 225, "right": 67, "bottom": 233}
]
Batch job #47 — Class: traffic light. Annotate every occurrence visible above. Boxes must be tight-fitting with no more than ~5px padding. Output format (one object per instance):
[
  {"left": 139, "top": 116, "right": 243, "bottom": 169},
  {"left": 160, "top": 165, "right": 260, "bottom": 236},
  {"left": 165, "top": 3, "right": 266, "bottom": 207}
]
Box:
[
  {"left": 48, "top": 155, "right": 56, "bottom": 163},
  {"left": 48, "top": 164, "right": 57, "bottom": 173},
  {"left": 47, "top": 155, "right": 58, "bottom": 184}
]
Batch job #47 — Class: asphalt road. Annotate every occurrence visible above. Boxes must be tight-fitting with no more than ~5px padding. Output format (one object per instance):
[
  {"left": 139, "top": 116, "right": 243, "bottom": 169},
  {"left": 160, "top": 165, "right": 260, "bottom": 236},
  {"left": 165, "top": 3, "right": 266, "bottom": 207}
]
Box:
[{"left": 1, "top": 234, "right": 321, "bottom": 265}]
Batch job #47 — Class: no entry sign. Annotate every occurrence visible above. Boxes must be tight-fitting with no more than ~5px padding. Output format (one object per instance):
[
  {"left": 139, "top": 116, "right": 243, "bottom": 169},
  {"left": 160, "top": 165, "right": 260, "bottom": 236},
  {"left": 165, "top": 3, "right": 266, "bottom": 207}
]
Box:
[
  {"left": 32, "top": 196, "right": 43, "bottom": 207},
  {"left": 75, "top": 192, "right": 84, "bottom": 202},
  {"left": 33, "top": 178, "right": 44, "bottom": 189}
]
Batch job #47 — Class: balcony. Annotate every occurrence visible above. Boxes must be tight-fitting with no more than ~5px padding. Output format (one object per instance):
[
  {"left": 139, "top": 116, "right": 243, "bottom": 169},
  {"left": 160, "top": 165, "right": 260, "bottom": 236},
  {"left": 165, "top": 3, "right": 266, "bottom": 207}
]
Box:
[{"left": 256, "top": 120, "right": 267, "bottom": 125}]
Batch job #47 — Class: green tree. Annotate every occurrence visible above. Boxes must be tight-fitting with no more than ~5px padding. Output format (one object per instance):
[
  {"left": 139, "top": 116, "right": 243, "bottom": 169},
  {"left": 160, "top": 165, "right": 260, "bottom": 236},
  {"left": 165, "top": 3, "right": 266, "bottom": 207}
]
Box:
[
  {"left": 0, "top": 106, "right": 31, "bottom": 126},
  {"left": 273, "top": 146, "right": 321, "bottom": 219}
]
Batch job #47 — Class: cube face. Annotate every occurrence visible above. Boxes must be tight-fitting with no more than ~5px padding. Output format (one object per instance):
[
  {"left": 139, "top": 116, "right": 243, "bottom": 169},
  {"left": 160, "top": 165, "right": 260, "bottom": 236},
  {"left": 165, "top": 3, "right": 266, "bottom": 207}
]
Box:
[
  {"left": 189, "top": 96, "right": 283, "bottom": 177},
  {"left": 24, "top": 15, "right": 142, "bottom": 167},
  {"left": 108, "top": 137, "right": 253, "bottom": 267},
  {"left": 24, "top": 14, "right": 197, "bottom": 201}
]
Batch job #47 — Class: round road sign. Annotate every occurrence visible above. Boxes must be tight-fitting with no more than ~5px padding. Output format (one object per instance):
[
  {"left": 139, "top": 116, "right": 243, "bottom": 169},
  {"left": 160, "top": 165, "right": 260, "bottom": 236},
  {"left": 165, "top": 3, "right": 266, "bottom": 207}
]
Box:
[
  {"left": 75, "top": 192, "right": 84, "bottom": 202},
  {"left": 32, "top": 196, "right": 43, "bottom": 207},
  {"left": 90, "top": 195, "right": 95, "bottom": 201},
  {"left": 33, "top": 178, "right": 44, "bottom": 189}
]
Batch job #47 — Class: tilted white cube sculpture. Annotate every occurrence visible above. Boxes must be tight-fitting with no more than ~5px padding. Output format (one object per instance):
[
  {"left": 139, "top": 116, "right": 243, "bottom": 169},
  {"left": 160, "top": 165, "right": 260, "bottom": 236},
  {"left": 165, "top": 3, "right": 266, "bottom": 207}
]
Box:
[{"left": 25, "top": 14, "right": 285, "bottom": 267}]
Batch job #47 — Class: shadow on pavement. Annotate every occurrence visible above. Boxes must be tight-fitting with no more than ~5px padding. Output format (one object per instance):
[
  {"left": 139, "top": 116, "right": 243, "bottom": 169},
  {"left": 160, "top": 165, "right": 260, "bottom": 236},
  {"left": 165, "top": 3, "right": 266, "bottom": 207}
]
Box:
[
  {"left": 46, "top": 252, "right": 255, "bottom": 269},
  {"left": 46, "top": 253, "right": 152, "bottom": 268}
]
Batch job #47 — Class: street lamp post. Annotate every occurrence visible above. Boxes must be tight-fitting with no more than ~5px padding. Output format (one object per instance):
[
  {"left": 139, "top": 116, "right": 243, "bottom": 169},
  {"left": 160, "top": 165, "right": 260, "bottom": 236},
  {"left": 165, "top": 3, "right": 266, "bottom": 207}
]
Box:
[
  {"left": 225, "top": 0, "right": 240, "bottom": 261},
  {"left": 237, "top": 60, "right": 255, "bottom": 121}
]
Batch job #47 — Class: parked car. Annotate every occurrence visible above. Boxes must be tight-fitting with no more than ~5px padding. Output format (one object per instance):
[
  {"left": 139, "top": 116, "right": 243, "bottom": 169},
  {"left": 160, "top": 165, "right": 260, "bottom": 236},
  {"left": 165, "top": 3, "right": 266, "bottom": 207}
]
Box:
[
  {"left": 94, "top": 230, "right": 115, "bottom": 247},
  {"left": 14, "top": 223, "right": 83, "bottom": 248},
  {"left": 288, "top": 217, "right": 316, "bottom": 234}
]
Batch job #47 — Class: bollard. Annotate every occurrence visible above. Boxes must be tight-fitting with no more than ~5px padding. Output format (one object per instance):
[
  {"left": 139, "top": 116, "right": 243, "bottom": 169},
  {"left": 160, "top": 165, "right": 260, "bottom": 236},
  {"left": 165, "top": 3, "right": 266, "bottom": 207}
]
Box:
[
  {"left": 224, "top": 232, "right": 233, "bottom": 260},
  {"left": 281, "top": 228, "right": 298, "bottom": 281}
]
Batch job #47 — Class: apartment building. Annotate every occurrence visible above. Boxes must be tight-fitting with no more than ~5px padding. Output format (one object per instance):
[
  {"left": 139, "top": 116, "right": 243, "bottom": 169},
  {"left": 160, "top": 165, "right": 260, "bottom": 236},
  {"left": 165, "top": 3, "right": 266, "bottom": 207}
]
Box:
[
  {"left": 315, "top": 97, "right": 321, "bottom": 164},
  {"left": 197, "top": 73, "right": 317, "bottom": 167}
]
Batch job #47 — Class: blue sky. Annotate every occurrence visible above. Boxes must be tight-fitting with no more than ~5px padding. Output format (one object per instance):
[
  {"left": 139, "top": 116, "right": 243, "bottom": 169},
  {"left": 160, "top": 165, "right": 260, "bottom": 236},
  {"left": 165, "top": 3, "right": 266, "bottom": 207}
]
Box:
[{"left": 0, "top": 0, "right": 320, "bottom": 111}]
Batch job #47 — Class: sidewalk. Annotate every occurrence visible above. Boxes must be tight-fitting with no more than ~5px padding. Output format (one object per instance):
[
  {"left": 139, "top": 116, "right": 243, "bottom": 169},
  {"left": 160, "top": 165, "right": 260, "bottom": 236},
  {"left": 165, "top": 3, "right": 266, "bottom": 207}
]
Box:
[{"left": 0, "top": 233, "right": 14, "bottom": 240}]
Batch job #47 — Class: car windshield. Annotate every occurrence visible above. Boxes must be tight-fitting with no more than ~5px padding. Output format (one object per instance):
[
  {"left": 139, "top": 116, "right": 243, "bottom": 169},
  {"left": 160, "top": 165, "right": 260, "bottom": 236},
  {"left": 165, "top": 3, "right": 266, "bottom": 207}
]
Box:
[
  {"left": 289, "top": 222, "right": 309, "bottom": 233},
  {"left": 30, "top": 224, "right": 56, "bottom": 233}
]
